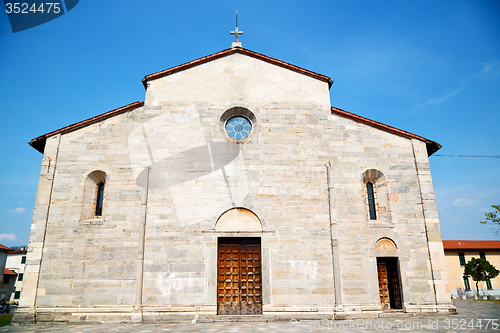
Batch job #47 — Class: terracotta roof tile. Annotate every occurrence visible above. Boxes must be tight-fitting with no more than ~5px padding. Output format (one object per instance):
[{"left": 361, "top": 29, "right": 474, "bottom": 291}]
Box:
[
  {"left": 331, "top": 106, "right": 441, "bottom": 156},
  {"left": 3, "top": 268, "right": 17, "bottom": 276},
  {"left": 0, "top": 244, "right": 12, "bottom": 252},
  {"left": 443, "top": 240, "right": 500, "bottom": 250},
  {"left": 30, "top": 101, "right": 144, "bottom": 153},
  {"left": 142, "top": 47, "right": 332, "bottom": 88},
  {"left": 8, "top": 250, "right": 27, "bottom": 254}
]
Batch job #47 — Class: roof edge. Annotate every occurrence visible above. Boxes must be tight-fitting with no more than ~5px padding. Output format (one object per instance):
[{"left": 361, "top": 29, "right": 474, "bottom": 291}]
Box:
[
  {"left": 443, "top": 240, "right": 500, "bottom": 250},
  {"left": 8, "top": 250, "right": 27, "bottom": 254},
  {"left": 142, "top": 47, "right": 332, "bottom": 89},
  {"left": 331, "top": 107, "right": 442, "bottom": 156},
  {"left": 0, "top": 244, "right": 12, "bottom": 252},
  {"left": 30, "top": 101, "right": 145, "bottom": 154}
]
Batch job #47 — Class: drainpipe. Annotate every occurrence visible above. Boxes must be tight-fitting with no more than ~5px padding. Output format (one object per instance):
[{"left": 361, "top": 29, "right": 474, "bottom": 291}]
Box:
[
  {"left": 135, "top": 167, "right": 150, "bottom": 322},
  {"left": 326, "top": 162, "right": 343, "bottom": 315}
]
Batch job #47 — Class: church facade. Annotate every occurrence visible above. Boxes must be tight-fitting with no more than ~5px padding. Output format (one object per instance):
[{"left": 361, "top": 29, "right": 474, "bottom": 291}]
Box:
[{"left": 17, "top": 45, "right": 455, "bottom": 323}]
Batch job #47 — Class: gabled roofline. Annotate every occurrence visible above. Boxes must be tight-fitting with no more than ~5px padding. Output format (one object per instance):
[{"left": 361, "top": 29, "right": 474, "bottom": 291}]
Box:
[
  {"left": 443, "top": 240, "right": 500, "bottom": 250},
  {"left": 331, "top": 106, "right": 442, "bottom": 156},
  {"left": 29, "top": 101, "right": 144, "bottom": 154},
  {"left": 0, "top": 244, "right": 12, "bottom": 252},
  {"left": 142, "top": 47, "right": 333, "bottom": 89}
]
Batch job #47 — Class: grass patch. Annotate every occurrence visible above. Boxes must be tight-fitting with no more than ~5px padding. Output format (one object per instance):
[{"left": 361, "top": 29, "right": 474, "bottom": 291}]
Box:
[
  {"left": 0, "top": 314, "right": 13, "bottom": 327},
  {"left": 476, "top": 299, "right": 500, "bottom": 304}
]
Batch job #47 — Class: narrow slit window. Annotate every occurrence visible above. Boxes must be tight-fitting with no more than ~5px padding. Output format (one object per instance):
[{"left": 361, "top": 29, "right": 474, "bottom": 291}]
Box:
[
  {"left": 366, "top": 182, "right": 377, "bottom": 220},
  {"left": 479, "top": 252, "right": 486, "bottom": 260},
  {"left": 95, "top": 182, "right": 105, "bottom": 216}
]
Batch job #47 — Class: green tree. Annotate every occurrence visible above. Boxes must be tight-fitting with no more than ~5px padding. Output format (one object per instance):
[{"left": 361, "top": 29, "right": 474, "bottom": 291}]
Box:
[
  {"left": 463, "top": 257, "right": 499, "bottom": 297},
  {"left": 480, "top": 205, "right": 500, "bottom": 235}
]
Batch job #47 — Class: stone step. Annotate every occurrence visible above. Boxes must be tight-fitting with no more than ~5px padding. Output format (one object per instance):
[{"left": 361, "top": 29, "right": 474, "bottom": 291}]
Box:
[{"left": 378, "top": 312, "right": 415, "bottom": 318}]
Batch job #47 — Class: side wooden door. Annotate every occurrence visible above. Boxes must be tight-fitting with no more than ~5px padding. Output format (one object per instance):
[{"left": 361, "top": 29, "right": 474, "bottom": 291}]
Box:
[{"left": 377, "top": 260, "right": 390, "bottom": 310}]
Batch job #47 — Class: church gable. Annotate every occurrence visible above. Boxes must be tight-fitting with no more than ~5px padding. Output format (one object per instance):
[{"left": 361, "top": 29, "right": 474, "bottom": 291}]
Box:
[
  {"left": 143, "top": 48, "right": 332, "bottom": 108},
  {"left": 142, "top": 47, "right": 332, "bottom": 88}
]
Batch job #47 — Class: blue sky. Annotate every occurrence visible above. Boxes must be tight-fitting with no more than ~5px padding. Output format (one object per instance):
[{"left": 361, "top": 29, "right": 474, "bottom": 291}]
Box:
[{"left": 0, "top": 0, "right": 499, "bottom": 247}]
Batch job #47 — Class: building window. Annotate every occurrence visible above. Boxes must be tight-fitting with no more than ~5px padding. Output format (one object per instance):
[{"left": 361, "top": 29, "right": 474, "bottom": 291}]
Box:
[
  {"left": 479, "top": 252, "right": 486, "bottom": 260},
  {"left": 362, "top": 169, "right": 390, "bottom": 222},
  {"left": 459, "top": 252, "right": 466, "bottom": 266},
  {"left": 95, "top": 182, "right": 105, "bottom": 216},
  {"left": 463, "top": 275, "right": 471, "bottom": 290},
  {"left": 486, "top": 278, "right": 493, "bottom": 290},
  {"left": 219, "top": 106, "right": 257, "bottom": 142},
  {"left": 225, "top": 116, "right": 252, "bottom": 140},
  {"left": 17, "top": 273, "right": 23, "bottom": 282},
  {"left": 366, "top": 182, "right": 377, "bottom": 220},
  {"left": 82, "top": 170, "right": 108, "bottom": 220},
  {"left": 14, "top": 291, "right": 20, "bottom": 299},
  {"left": 21, "top": 256, "right": 26, "bottom": 264}
]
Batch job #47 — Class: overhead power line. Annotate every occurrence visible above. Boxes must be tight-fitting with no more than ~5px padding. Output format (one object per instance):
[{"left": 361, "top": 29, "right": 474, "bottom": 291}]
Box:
[{"left": 433, "top": 155, "right": 500, "bottom": 158}]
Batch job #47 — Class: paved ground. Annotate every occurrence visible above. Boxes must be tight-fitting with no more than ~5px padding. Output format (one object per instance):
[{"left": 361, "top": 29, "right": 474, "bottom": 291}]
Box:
[{"left": 0, "top": 300, "right": 499, "bottom": 332}]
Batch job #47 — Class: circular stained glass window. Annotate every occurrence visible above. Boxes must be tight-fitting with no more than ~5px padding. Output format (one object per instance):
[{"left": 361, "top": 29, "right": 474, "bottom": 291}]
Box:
[{"left": 225, "top": 116, "right": 252, "bottom": 140}]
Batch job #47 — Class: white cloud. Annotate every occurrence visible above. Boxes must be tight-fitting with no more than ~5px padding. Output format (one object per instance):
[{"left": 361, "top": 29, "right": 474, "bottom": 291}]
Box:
[
  {"left": 453, "top": 198, "right": 474, "bottom": 206},
  {"left": 420, "top": 86, "right": 465, "bottom": 107},
  {"left": 481, "top": 61, "right": 500, "bottom": 76},
  {"left": 17, "top": 201, "right": 25, "bottom": 204},
  {"left": 0, "top": 233, "right": 17, "bottom": 241},
  {"left": 7, "top": 207, "right": 26, "bottom": 214}
]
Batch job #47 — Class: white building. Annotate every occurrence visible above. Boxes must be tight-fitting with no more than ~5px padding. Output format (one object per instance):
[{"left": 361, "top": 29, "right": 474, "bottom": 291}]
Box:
[
  {"left": 5, "top": 249, "right": 27, "bottom": 302},
  {"left": 0, "top": 244, "right": 13, "bottom": 302}
]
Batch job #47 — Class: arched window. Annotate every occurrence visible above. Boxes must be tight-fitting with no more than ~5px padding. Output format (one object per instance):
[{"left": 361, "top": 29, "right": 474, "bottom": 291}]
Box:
[
  {"left": 366, "top": 182, "right": 377, "bottom": 220},
  {"left": 362, "top": 169, "right": 391, "bottom": 222},
  {"left": 95, "top": 182, "right": 105, "bottom": 216},
  {"left": 81, "top": 170, "right": 107, "bottom": 220}
]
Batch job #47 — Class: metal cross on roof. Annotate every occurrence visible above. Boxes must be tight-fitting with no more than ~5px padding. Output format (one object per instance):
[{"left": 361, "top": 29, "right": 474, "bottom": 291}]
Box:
[{"left": 230, "top": 10, "right": 243, "bottom": 48}]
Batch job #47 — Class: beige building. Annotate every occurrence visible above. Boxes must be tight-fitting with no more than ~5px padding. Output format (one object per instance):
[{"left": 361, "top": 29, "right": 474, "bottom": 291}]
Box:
[
  {"left": 16, "top": 43, "right": 455, "bottom": 324},
  {"left": 443, "top": 240, "right": 500, "bottom": 299}
]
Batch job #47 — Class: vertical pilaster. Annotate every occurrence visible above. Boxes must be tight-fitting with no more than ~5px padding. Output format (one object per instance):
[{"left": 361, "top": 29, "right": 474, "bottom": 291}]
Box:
[
  {"left": 411, "top": 139, "right": 455, "bottom": 312},
  {"left": 135, "top": 167, "right": 150, "bottom": 321}
]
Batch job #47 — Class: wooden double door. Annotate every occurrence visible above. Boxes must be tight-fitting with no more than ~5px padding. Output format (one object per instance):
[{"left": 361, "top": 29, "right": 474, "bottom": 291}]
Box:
[
  {"left": 217, "top": 237, "right": 262, "bottom": 315},
  {"left": 377, "top": 257, "right": 402, "bottom": 310}
]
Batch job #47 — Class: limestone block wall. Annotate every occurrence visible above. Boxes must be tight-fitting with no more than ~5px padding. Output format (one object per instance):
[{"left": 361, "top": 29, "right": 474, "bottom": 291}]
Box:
[
  {"left": 137, "top": 100, "right": 336, "bottom": 311},
  {"left": 19, "top": 134, "right": 60, "bottom": 315},
  {"left": 324, "top": 115, "right": 448, "bottom": 312}
]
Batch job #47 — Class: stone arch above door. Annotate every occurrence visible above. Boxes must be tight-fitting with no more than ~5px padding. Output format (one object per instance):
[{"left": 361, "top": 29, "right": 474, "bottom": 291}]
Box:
[
  {"left": 215, "top": 208, "right": 262, "bottom": 232},
  {"left": 375, "top": 237, "right": 398, "bottom": 250}
]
